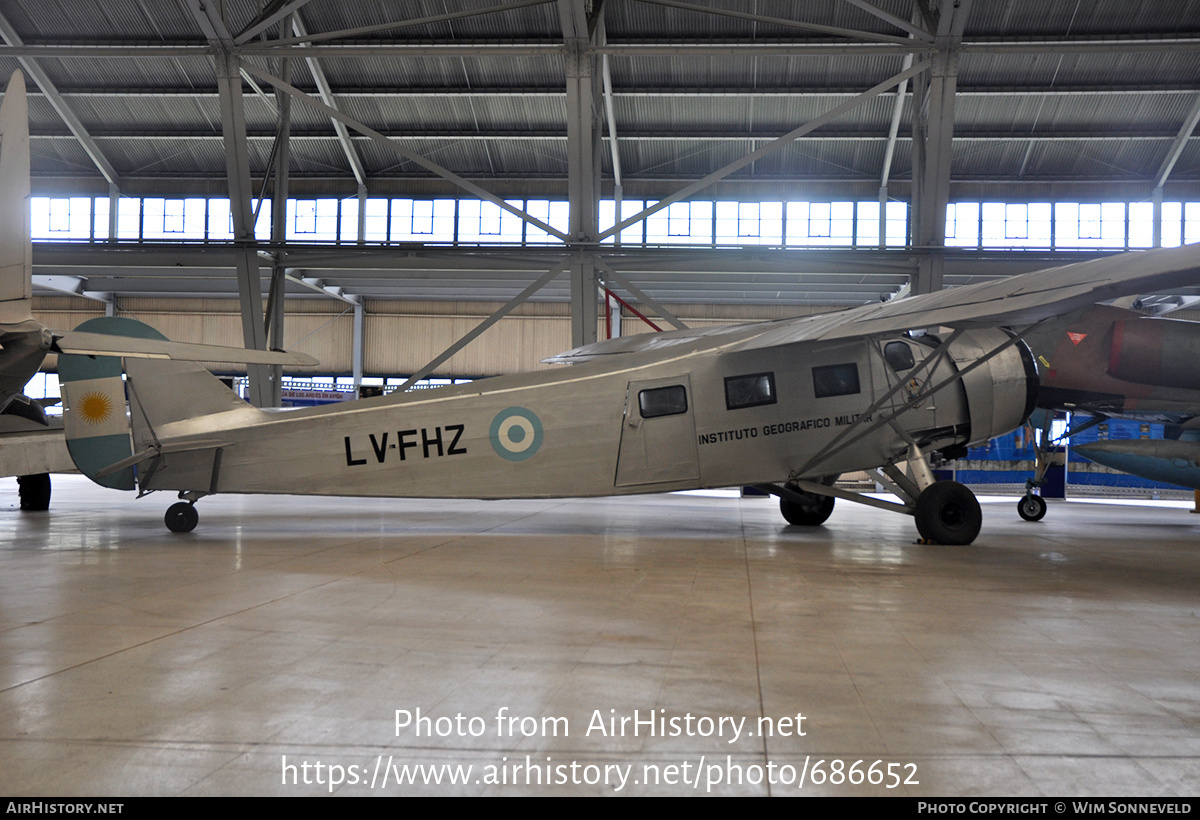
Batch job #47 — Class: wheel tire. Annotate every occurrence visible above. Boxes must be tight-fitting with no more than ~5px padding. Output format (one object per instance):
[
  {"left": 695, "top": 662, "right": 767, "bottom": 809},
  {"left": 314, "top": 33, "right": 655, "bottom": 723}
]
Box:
[
  {"left": 914, "top": 481, "right": 982, "bottom": 545},
  {"left": 1017, "top": 494, "right": 1047, "bottom": 522},
  {"left": 17, "top": 473, "right": 51, "bottom": 511},
  {"left": 165, "top": 502, "right": 198, "bottom": 534},
  {"left": 780, "top": 486, "right": 836, "bottom": 526}
]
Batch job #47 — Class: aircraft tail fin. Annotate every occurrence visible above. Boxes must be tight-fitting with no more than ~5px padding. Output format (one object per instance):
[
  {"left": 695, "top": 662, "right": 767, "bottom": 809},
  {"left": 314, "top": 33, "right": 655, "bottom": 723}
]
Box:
[
  {"left": 59, "top": 317, "right": 258, "bottom": 489},
  {"left": 0, "top": 70, "right": 31, "bottom": 325}
]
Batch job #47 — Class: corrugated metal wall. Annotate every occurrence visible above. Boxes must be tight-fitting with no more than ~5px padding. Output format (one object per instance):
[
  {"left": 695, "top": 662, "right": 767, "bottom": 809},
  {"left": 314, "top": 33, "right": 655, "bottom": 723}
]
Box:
[{"left": 363, "top": 299, "right": 573, "bottom": 376}]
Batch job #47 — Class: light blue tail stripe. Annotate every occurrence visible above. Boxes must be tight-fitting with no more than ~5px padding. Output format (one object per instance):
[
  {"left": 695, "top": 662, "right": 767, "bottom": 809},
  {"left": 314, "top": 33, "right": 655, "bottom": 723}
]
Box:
[{"left": 66, "top": 435, "right": 136, "bottom": 490}]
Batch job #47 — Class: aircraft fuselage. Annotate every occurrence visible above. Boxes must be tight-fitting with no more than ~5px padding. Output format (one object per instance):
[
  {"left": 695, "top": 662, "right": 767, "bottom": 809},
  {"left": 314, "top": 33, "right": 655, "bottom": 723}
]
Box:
[{"left": 117, "top": 328, "right": 1034, "bottom": 501}]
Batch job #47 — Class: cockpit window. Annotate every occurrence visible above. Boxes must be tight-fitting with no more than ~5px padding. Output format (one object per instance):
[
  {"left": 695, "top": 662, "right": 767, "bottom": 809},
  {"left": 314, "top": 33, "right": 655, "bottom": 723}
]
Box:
[
  {"left": 884, "top": 341, "right": 915, "bottom": 372},
  {"left": 812, "top": 363, "right": 860, "bottom": 398},
  {"left": 639, "top": 385, "right": 688, "bottom": 418},
  {"left": 725, "top": 372, "right": 776, "bottom": 410}
]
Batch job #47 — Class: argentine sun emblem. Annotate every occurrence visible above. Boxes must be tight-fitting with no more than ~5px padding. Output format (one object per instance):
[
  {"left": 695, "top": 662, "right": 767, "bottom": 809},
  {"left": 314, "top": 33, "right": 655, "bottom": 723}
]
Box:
[
  {"left": 489, "top": 407, "right": 543, "bottom": 462},
  {"left": 76, "top": 390, "right": 114, "bottom": 425}
]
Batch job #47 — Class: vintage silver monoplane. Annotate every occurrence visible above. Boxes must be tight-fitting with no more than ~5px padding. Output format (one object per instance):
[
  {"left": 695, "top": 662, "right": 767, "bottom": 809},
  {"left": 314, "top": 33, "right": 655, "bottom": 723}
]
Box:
[{"left": 58, "top": 240, "right": 1200, "bottom": 544}]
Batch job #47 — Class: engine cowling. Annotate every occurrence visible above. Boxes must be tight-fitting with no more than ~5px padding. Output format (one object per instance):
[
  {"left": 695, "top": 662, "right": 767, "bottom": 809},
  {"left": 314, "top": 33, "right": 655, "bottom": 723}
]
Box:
[{"left": 949, "top": 328, "right": 1039, "bottom": 446}]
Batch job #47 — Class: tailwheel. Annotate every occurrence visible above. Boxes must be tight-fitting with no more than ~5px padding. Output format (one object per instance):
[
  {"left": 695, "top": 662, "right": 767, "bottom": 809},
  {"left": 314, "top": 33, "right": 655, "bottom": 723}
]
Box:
[
  {"left": 914, "top": 481, "right": 981, "bottom": 545},
  {"left": 780, "top": 484, "right": 836, "bottom": 526},
  {"left": 165, "top": 501, "right": 199, "bottom": 534},
  {"left": 1017, "top": 493, "right": 1047, "bottom": 522}
]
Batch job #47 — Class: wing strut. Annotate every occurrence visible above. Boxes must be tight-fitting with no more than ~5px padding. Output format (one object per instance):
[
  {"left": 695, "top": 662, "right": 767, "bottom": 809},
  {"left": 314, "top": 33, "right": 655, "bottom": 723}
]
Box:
[
  {"left": 792, "top": 324, "right": 1038, "bottom": 480},
  {"left": 793, "top": 328, "right": 964, "bottom": 477}
]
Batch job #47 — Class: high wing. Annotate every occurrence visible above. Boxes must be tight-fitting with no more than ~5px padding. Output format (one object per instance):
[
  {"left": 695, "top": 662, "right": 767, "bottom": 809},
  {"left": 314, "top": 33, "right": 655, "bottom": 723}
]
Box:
[
  {"left": 546, "top": 242, "right": 1200, "bottom": 364},
  {"left": 50, "top": 331, "right": 319, "bottom": 367}
]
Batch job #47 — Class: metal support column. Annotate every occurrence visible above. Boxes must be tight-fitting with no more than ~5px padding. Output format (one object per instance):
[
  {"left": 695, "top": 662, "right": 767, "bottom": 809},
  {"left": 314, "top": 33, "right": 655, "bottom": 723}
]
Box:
[
  {"left": 560, "top": 0, "right": 602, "bottom": 347},
  {"left": 216, "top": 49, "right": 271, "bottom": 406},
  {"left": 352, "top": 300, "right": 364, "bottom": 395},
  {"left": 265, "top": 40, "right": 293, "bottom": 408},
  {"left": 910, "top": 1, "right": 971, "bottom": 296},
  {"left": 1153, "top": 186, "right": 1163, "bottom": 248},
  {"left": 107, "top": 183, "right": 118, "bottom": 242},
  {"left": 189, "top": 0, "right": 271, "bottom": 405},
  {"left": 356, "top": 183, "right": 367, "bottom": 244}
]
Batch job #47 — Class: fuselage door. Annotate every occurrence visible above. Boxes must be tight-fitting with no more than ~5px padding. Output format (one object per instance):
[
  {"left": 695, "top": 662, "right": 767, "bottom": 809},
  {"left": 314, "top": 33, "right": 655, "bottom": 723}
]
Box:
[{"left": 615, "top": 375, "right": 700, "bottom": 487}]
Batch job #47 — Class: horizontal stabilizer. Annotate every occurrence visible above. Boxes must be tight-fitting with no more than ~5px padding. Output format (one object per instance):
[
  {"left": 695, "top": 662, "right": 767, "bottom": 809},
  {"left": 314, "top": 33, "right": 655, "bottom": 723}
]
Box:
[
  {"left": 53, "top": 330, "right": 319, "bottom": 367},
  {"left": 94, "top": 439, "right": 235, "bottom": 480}
]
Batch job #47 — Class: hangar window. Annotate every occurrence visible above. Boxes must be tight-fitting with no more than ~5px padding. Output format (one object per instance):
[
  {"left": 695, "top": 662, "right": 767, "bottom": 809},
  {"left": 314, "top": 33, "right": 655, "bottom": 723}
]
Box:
[
  {"left": 883, "top": 342, "right": 915, "bottom": 372},
  {"left": 812, "top": 363, "right": 860, "bottom": 398},
  {"left": 725, "top": 372, "right": 776, "bottom": 410},
  {"left": 639, "top": 385, "right": 688, "bottom": 418}
]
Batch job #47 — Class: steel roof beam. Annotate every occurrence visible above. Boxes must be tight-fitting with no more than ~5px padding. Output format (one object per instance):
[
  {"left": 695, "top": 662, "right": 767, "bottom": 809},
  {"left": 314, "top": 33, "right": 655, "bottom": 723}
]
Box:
[
  {"left": 242, "top": 63, "right": 569, "bottom": 241},
  {"left": 1154, "top": 93, "right": 1200, "bottom": 189},
  {"left": 633, "top": 0, "right": 927, "bottom": 45},
  {"left": 34, "top": 129, "right": 1200, "bottom": 141},
  {"left": 598, "top": 58, "right": 930, "bottom": 242},
  {"left": 31, "top": 85, "right": 1200, "bottom": 97},
  {"left": 5, "top": 36, "right": 1200, "bottom": 59},
  {"left": 291, "top": 15, "right": 366, "bottom": 188},
  {"left": 0, "top": 10, "right": 120, "bottom": 188},
  {"left": 234, "top": 0, "right": 316, "bottom": 45},
  {"left": 259, "top": 0, "right": 557, "bottom": 48},
  {"left": 839, "top": 0, "right": 931, "bottom": 41}
]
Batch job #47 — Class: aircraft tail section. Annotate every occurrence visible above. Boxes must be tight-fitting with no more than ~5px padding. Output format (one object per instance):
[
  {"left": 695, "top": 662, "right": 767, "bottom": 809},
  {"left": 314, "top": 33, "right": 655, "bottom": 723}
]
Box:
[
  {"left": 59, "top": 317, "right": 260, "bottom": 490},
  {"left": 0, "top": 70, "right": 31, "bottom": 325},
  {"left": 58, "top": 318, "right": 156, "bottom": 489}
]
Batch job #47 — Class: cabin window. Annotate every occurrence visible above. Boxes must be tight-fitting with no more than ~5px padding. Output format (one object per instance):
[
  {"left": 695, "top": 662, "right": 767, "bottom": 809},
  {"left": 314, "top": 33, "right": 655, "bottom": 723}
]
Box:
[
  {"left": 639, "top": 385, "right": 688, "bottom": 418},
  {"left": 812, "top": 363, "right": 860, "bottom": 398},
  {"left": 725, "top": 372, "right": 776, "bottom": 410},
  {"left": 883, "top": 341, "right": 915, "bottom": 372}
]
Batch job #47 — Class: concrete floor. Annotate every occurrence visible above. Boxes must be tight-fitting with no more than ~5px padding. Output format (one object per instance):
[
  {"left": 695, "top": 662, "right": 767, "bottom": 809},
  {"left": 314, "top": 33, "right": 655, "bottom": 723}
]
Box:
[{"left": 1, "top": 475, "right": 1198, "bottom": 796}]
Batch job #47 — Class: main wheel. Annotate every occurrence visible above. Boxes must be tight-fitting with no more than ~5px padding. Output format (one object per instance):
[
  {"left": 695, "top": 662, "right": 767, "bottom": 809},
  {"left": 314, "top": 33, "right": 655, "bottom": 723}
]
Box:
[
  {"left": 914, "top": 481, "right": 982, "bottom": 545},
  {"left": 17, "top": 473, "right": 51, "bottom": 511},
  {"left": 1017, "top": 493, "right": 1047, "bottom": 522},
  {"left": 165, "top": 502, "right": 198, "bottom": 533},
  {"left": 780, "top": 485, "right": 836, "bottom": 526}
]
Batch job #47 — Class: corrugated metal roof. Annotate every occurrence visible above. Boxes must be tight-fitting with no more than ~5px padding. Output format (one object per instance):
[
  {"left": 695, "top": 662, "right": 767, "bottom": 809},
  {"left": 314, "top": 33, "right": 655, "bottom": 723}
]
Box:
[
  {"left": 11, "top": 0, "right": 1200, "bottom": 306},
  {"left": 2, "top": 0, "right": 1195, "bottom": 198}
]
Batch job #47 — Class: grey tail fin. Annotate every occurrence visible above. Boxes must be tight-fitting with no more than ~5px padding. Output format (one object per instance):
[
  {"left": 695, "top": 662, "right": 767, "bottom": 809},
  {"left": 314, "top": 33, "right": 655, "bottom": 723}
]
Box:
[{"left": 0, "top": 70, "right": 30, "bottom": 325}]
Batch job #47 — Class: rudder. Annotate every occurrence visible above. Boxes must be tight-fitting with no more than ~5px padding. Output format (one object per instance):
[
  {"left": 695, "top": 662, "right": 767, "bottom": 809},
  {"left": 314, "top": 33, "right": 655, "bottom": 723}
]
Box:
[
  {"left": 58, "top": 318, "right": 164, "bottom": 489},
  {"left": 60, "top": 317, "right": 264, "bottom": 490}
]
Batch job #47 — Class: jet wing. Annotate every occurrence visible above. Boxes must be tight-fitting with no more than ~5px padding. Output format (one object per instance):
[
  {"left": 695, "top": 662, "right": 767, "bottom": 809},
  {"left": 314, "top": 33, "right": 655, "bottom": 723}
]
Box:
[
  {"left": 546, "top": 243, "right": 1200, "bottom": 363},
  {"left": 51, "top": 331, "right": 319, "bottom": 367}
]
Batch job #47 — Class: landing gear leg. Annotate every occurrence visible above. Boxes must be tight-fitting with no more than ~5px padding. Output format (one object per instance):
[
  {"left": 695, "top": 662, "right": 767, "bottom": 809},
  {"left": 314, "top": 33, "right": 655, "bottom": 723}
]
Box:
[
  {"left": 765, "top": 446, "right": 983, "bottom": 545},
  {"left": 892, "top": 444, "right": 982, "bottom": 545},
  {"left": 1019, "top": 417, "right": 1052, "bottom": 522}
]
